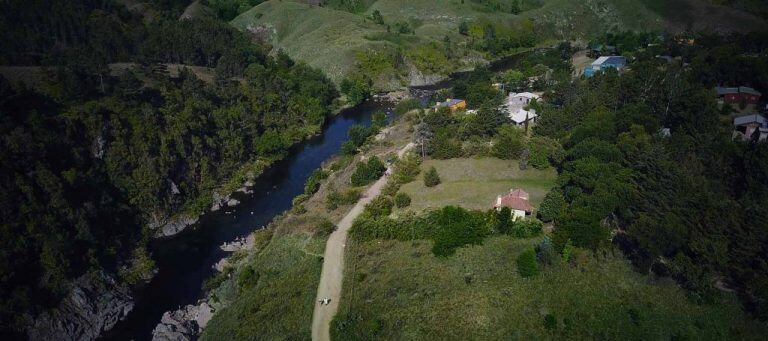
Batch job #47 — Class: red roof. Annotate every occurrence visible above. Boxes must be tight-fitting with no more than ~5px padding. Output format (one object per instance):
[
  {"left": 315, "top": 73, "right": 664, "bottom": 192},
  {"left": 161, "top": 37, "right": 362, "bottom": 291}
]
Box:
[
  {"left": 508, "top": 189, "right": 529, "bottom": 201},
  {"left": 496, "top": 196, "right": 534, "bottom": 212},
  {"left": 494, "top": 188, "right": 533, "bottom": 212}
]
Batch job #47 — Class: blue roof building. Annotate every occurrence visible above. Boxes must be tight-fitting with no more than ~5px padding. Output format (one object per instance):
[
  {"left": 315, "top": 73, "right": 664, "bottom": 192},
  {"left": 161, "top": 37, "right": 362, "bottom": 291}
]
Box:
[{"left": 584, "top": 56, "right": 627, "bottom": 77}]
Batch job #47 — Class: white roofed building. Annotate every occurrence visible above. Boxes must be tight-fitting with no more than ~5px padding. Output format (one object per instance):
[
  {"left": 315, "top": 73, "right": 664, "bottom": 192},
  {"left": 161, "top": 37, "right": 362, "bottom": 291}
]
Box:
[{"left": 506, "top": 92, "right": 541, "bottom": 126}]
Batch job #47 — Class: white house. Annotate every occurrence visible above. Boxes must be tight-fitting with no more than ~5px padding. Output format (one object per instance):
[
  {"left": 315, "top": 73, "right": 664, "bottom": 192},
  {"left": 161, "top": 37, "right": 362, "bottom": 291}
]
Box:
[{"left": 506, "top": 92, "right": 541, "bottom": 126}]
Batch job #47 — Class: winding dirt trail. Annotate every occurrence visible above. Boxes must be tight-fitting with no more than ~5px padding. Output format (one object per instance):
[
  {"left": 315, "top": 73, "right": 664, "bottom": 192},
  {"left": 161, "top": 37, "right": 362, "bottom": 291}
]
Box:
[{"left": 311, "top": 143, "right": 413, "bottom": 341}]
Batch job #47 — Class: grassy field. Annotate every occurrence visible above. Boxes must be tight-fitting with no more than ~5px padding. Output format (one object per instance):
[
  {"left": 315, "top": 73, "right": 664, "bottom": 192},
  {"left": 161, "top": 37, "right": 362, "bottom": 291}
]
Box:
[
  {"left": 397, "top": 158, "right": 557, "bottom": 213},
  {"left": 332, "top": 236, "right": 768, "bottom": 340}
]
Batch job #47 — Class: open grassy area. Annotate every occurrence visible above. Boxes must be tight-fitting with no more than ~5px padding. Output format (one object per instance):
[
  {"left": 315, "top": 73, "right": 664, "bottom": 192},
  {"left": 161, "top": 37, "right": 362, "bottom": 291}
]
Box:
[
  {"left": 332, "top": 236, "right": 768, "bottom": 340},
  {"left": 397, "top": 158, "right": 557, "bottom": 213},
  {"left": 201, "top": 233, "right": 323, "bottom": 340}
]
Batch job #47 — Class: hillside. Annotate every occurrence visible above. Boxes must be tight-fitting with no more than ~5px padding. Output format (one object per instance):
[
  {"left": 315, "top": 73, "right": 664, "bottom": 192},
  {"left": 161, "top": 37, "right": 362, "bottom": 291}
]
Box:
[{"left": 231, "top": 0, "right": 766, "bottom": 89}]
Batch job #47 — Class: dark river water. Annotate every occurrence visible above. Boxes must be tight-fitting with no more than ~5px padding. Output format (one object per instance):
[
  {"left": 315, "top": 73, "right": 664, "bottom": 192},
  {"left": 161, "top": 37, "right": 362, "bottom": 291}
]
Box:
[{"left": 106, "top": 99, "right": 396, "bottom": 340}]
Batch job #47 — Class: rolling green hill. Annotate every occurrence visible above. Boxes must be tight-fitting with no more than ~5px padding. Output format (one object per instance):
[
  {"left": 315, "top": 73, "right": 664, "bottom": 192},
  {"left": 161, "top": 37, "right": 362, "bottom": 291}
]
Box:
[{"left": 230, "top": 0, "right": 765, "bottom": 90}]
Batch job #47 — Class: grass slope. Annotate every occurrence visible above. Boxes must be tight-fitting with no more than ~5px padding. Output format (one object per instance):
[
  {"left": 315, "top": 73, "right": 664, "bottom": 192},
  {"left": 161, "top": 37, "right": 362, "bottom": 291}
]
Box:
[
  {"left": 231, "top": 1, "right": 391, "bottom": 83},
  {"left": 201, "top": 234, "right": 323, "bottom": 340},
  {"left": 397, "top": 158, "right": 557, "bottom": 213},
  {"left": 333, "top": 236, "right": 768, "bottom": 340}
]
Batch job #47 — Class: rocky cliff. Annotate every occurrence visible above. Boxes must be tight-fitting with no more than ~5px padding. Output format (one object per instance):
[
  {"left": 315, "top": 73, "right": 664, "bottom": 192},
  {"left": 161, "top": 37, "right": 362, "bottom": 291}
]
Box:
[{"left": 27, "top": 272, "right": 133, "bottom": 341}]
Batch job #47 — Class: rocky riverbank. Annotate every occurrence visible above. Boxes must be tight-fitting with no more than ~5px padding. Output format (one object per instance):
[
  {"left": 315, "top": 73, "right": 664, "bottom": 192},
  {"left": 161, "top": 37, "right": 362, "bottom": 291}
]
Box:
[
  {"left": 151, "top": 301, "right": 213, "bottom": 341},
  {"left": 26, "top": 272, "right": 134, "bottom": 341}
]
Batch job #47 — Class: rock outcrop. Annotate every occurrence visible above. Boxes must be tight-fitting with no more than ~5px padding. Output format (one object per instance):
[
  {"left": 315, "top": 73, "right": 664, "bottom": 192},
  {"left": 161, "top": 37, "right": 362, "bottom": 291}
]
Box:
[
  {"left": 151, "top": 302, "right": 213, "bottom": 341},
  {"left": 152, "top": 215, "right": 199, "bottom": 238},
  {"left": 27, "top": 272, "right": 133, "bottom": 341}
]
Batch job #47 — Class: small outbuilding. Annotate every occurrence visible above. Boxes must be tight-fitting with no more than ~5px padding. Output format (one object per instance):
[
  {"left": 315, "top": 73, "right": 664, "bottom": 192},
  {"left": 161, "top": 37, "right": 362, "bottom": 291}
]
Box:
[{"left": 433, "top": 98, "right": 467, "bottom": 113}]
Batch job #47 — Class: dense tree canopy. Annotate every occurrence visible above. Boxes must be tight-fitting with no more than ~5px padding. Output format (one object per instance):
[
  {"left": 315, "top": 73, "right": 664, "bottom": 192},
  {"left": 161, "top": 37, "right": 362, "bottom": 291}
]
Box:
[{"left": 0, "top": 1, "right": 337, "bottom": 332}]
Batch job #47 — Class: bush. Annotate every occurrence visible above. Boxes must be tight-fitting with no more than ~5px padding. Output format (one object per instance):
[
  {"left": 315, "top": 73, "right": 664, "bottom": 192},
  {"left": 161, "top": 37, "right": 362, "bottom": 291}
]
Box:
[
  {"left": 538, "top": 189, "right": 565, "bottom": 223},
  {"left": 237, "top": 265, "right": 260, "bottom": 290},
  {"left": 495, "top": 207, "right": 513, "bottom": 234},
  {"left": 511, "top": 218, "right": 544, "bottom": 238},
  {"left": 431, "top": 206, "right": 491, "bottom": 256},
  {"left": 351, "top": 156, "right": 386, "bottom": 186},
  {"left": 304, "top": 169, "right": 328, "bottom": 195},
  {"left": 365, "top": 196, "right": 393, "bottom": 217},
  {"left": 292, "top": 193, "right": 310, "bottom": 206},
  {"left": 516, "top": 248, "right": 539, "bottom": 278},
  {"left": 340, "top": 140, "right": 358, "bottom": 155},
  {"left": 424, "top": 166, "right": 441, "bottom": 187},
  {"left": 394, "top": 98, "right": 422, "bottom": 115},
  {"left": 492, "top": 125, "right": 525, "bottom": 159},
  {"left": 394, "top": 193, "right": 411, "bottom": 208},
  {"left": 536, "top": 236, "right": 557, "bottom": 266},
  {"left": 544, "top": 314, "right": 557, "bottom": 330},
  {"left": 317, "top": 219, "right": 336, "bottom": 236},
  {"left": 326, "top": 188, "right": 360, "bottom": 210}
]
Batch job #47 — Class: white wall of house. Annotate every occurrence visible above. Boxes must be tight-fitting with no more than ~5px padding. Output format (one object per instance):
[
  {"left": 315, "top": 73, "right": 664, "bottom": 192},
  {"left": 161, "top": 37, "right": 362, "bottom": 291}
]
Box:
[{"left": 512, "top": 209, "right": 526, "bottom": 220}]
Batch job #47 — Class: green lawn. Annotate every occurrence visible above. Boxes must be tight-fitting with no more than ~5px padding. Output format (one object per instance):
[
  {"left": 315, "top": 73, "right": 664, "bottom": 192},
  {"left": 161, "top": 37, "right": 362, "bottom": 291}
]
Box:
[
  {"left": 332, "top": 236, "right": 768, "bottom": 340},
  {"left": 397, "top": 158, "right": 557, "bottom": 213}
]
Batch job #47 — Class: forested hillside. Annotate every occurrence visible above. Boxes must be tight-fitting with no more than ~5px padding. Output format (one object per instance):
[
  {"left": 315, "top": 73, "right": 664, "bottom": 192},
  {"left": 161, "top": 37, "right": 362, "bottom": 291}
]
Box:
[
  {"left": 535, "top": 33, "right": 768, "bottom": 318},
  {"left": 0, "top": 0, "right": 336, "bottom": 334}
]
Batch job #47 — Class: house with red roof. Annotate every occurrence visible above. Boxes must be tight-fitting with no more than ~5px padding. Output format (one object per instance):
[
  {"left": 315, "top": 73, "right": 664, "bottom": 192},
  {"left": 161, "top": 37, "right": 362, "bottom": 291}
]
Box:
[{"left": 494, "top": 188, "right": 533, "bottom": 220}]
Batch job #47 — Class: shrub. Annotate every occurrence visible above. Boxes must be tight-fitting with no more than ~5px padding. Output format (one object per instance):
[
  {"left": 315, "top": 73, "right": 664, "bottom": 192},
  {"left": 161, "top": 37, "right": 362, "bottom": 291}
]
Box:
[
  {"left": 292, "top": 193, "right": 310, "bottom": 206},
  {"left": 340, "top": 140, "right": 358, "bottom": 155},
  {"left": 424, "top": 166, "right": 441, "bottom": 187},
  {"left": 528, "top": 136, "right": 565, "bottom": 169},
  {"left": 538, "top": 189, "right": 565, "bottom": 223},
  {"left": 326, "top": 188, "right": 360, "bottom": 210},
  {"left": 492, "top": 125, "right": 525, "bottom": 159},
  {"left": 237, "top": 265, "right": 260, "bottom": 290},
  {"left": 516, "top": 248, "right": 539, "bottom": 278},
  {"left": 511, "top": 218, "right": 544, "bottom": 238},
  {"left": 431, "top": 206, "right": 490, "bottom": 256},
  {"left": 495, "top": 207, "right": 513, "bottom": 234},
  {"left": 536, "top": 236, "right": 557, "bottom": 266},
  {"left": 394, "top": 98, "right": 422, "bottom": 115},
  {"left": 317, "top": 219, "right": 336, "bottom": 236},
  {"left": 544, "top": 314, "right": 557, "bottom": 330},
  {"left": 365, "top": 196, "right": 393, "bottom": 217},
  {"left": 304, "top": 169, "right": 328, "bottom": 195},
  {"left": 351, "top": 156, "right": 386, "bottom": 186},
  {"left": 394, "top": 193, "right": 411, "bottom": 208}
]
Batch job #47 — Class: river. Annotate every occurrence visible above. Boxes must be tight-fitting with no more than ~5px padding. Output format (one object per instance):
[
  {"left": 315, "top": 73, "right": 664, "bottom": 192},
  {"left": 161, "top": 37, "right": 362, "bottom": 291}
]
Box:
[{"left": 105, "top": 99, "right": 396, "bottom": 340}]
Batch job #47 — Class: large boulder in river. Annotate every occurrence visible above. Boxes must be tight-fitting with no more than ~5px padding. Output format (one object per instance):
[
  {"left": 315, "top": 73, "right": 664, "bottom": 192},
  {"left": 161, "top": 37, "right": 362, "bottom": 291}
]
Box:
[
  {"left": 152, "top": 302, "right": 213, "bottom": 341},
  {"left": 27, "top": 272, "right": 133, "bottom": 341}
]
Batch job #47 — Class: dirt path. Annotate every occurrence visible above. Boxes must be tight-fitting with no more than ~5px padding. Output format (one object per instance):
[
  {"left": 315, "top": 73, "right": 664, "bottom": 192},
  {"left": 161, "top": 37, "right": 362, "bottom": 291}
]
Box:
[{"left": 311, "top": 143, "right": 413, "bottom": 341}]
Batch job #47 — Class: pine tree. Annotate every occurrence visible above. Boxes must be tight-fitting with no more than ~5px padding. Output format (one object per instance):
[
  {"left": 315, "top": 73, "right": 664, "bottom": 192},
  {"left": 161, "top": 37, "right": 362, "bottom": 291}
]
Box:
[{"left": 424, "top": 166, "right": 441, "bottom": 187}]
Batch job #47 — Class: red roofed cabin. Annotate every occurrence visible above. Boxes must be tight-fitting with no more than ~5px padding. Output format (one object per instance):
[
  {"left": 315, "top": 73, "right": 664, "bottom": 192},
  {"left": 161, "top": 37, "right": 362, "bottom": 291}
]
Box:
[
  {"left": 716, "top": 87, "right": 762, "bottom": 105},
  {"left": 494, "top": 189, "right": 533, "bottom": 220}
]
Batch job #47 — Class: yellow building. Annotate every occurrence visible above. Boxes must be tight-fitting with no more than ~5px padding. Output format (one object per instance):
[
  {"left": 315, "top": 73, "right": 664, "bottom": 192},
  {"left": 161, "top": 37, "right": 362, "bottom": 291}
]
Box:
[{"left": 432, "top": 98, "right": 467, "bottom": 112}]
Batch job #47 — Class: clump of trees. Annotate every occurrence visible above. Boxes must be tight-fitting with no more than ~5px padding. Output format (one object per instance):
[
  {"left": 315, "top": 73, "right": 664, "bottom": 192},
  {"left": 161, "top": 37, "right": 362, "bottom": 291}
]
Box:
[{"left": 351, "top": 157, "right": 387, "bottom": 186}]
